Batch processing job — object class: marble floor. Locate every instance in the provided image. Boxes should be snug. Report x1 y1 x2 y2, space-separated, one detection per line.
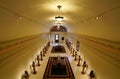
30 43 90 79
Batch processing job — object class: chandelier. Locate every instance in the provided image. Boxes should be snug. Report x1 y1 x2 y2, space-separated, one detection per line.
55 5 64 21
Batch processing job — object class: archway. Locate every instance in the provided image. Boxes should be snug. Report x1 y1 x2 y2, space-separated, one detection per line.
50 25 67 32
50 25 67 43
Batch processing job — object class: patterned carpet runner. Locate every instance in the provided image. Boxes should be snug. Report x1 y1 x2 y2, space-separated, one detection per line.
51 45 66 53
43 57 75 79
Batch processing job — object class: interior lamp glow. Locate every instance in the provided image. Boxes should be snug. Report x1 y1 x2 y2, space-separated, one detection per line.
57 22 61 28
55 16 64 21
55 5 64 21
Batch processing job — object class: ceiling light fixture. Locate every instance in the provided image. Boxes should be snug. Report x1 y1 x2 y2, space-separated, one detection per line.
55 5 64 21
19 16 23 20
96 16 99 20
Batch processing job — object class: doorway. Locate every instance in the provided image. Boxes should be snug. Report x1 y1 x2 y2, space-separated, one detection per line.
55 34 59 43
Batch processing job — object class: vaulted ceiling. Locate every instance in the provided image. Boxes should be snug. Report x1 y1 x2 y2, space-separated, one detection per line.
0 0 120 42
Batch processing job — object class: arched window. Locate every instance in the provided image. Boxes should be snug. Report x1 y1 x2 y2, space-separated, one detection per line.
50 26 67 32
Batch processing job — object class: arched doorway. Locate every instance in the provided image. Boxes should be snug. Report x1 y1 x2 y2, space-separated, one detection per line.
50 25 67 43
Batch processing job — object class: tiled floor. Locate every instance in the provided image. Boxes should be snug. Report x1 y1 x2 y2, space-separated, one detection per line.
30 43 90 79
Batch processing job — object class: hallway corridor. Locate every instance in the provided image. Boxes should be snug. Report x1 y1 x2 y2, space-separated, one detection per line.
29 43 89 79
0 0 120 79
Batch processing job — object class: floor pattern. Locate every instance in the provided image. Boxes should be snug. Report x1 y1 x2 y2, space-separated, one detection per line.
29 43 90 79
43 57 75 79
51 45 66 53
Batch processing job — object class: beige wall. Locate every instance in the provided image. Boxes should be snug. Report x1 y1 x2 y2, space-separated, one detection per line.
67 33 120 79
73 8 120 42
0 32 120 79
0 34 49 79
0 7 49 42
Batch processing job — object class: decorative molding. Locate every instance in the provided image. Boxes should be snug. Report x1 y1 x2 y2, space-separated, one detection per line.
0 33 50 55
68 33 120 55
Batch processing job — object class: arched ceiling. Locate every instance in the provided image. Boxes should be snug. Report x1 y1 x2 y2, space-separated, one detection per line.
0 0 120 42
0 0 119 27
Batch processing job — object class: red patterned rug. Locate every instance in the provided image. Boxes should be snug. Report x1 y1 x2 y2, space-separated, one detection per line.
51 45 66 53
43 57 75 79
